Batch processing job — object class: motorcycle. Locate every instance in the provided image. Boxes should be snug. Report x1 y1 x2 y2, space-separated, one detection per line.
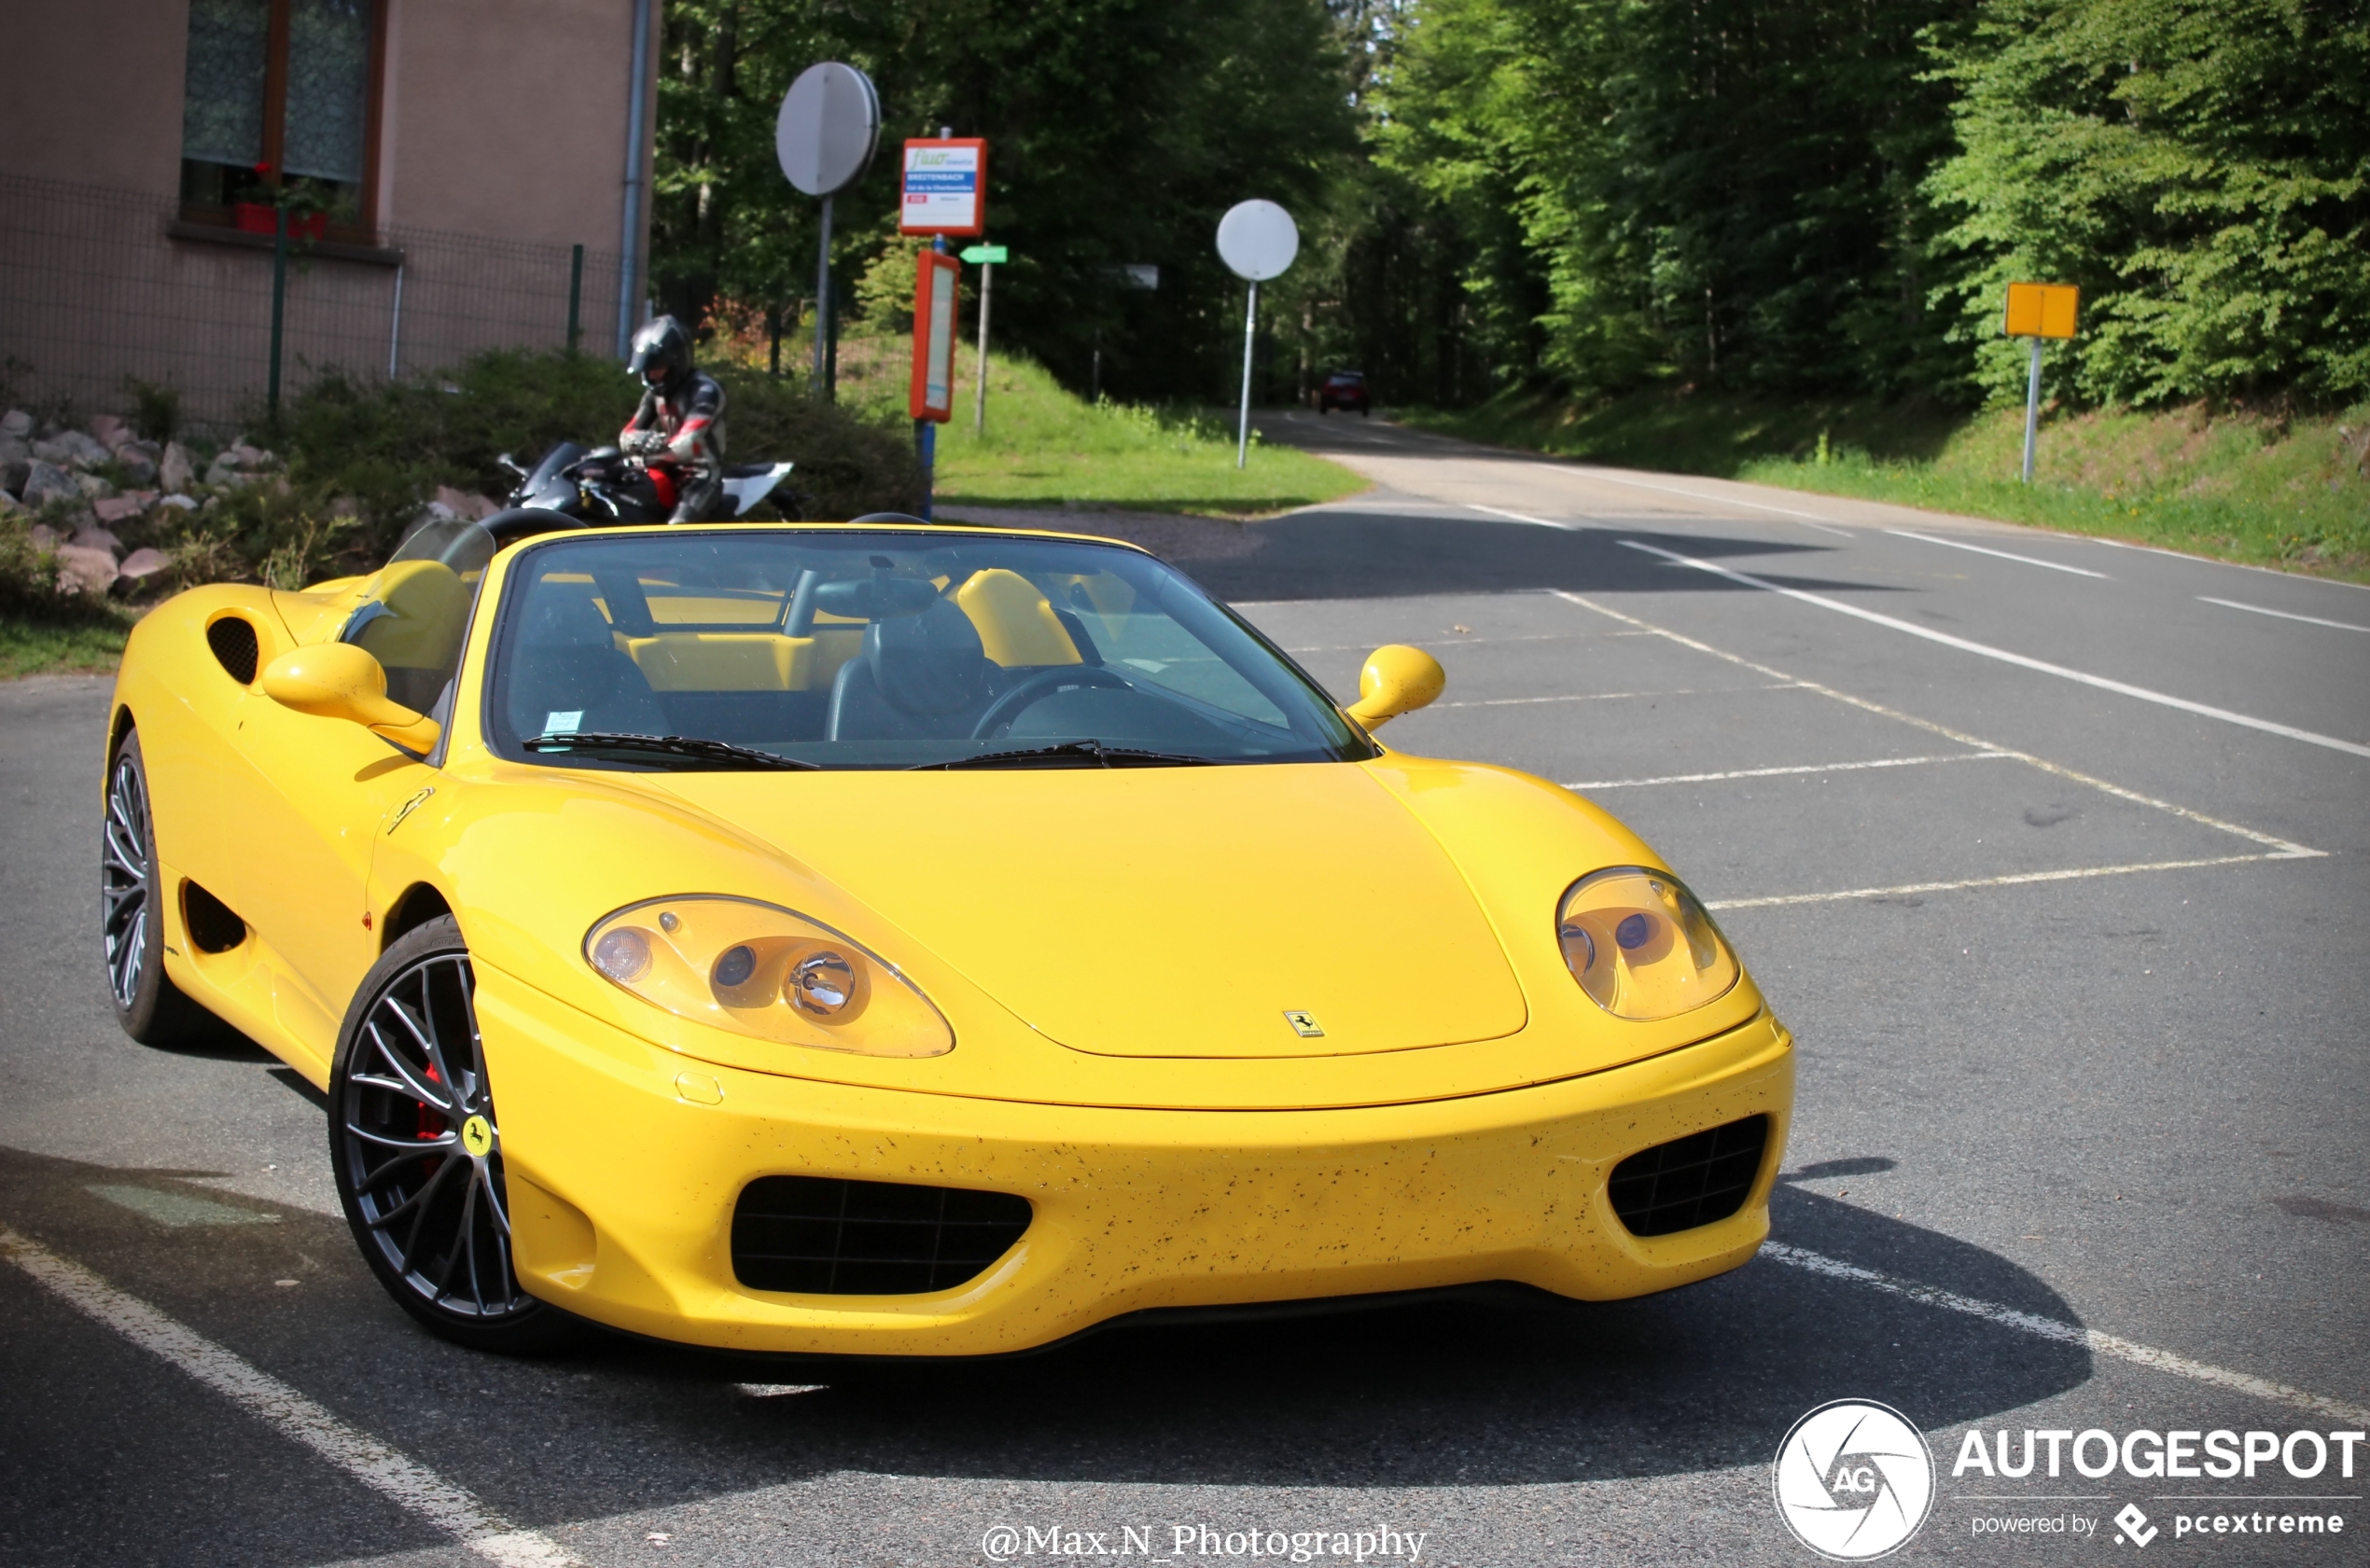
493 441 801 527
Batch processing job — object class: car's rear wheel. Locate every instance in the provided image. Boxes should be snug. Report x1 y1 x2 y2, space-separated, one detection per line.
103 731 214 1046
329 916 578 1353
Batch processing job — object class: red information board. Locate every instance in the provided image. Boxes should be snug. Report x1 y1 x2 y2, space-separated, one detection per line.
910 249 960 421
899 138 987 237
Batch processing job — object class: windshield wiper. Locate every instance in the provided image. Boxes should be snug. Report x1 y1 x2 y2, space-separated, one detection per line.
912 739 1215 770
524 732 820 770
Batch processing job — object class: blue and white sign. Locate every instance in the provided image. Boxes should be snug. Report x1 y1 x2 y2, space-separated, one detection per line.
900 139 986 236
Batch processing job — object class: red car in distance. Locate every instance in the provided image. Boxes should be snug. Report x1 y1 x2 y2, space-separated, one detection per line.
1317 370 1370 415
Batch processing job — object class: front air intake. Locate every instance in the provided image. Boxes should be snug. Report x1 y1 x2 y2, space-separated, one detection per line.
731 1176 1032 1295
205 617 259 685
1607 1115 1770 1237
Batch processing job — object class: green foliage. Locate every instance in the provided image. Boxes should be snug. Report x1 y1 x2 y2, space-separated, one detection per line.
1926 0 2370 408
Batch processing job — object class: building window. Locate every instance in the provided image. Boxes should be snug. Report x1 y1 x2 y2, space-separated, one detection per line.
180 0 382 242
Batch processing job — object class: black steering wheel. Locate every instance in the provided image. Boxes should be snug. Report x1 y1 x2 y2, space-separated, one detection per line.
970 666 1134 739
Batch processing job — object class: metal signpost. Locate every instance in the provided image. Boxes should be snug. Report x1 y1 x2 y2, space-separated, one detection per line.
775 62 881 403
2004 282 2081 482
959 243 1008 433
1216 201 1299 469
909 250 962 520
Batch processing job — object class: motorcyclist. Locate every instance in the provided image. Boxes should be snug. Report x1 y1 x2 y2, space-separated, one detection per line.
620 314 727 523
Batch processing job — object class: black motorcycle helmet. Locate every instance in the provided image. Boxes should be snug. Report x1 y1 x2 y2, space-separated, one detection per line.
628 314 693 392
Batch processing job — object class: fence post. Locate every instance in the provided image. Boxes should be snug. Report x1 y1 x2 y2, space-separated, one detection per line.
566 243 584 354
268 206 287 421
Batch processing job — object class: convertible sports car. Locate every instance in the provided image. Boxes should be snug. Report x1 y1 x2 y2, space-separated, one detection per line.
103 515 1792 1355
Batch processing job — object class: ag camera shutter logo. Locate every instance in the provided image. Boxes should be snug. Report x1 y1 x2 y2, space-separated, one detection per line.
1773 1400 1936 1560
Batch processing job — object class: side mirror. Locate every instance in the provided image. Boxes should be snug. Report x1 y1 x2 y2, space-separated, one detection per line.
261 643 441 754
1344 644 1445 731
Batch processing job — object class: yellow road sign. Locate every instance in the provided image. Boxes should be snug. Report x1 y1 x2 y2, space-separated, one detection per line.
2004 282 2080 340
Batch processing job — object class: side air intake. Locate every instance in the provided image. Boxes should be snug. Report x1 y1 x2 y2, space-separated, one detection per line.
205 617 259 685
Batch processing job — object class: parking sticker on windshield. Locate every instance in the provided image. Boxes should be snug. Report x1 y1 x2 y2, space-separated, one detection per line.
544 711 584 735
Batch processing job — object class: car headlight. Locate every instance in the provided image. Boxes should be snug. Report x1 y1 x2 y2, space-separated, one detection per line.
584 895 954 1057
1555 867 1738 1021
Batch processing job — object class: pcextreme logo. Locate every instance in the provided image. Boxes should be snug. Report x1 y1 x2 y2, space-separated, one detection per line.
1774 1400 1937 1561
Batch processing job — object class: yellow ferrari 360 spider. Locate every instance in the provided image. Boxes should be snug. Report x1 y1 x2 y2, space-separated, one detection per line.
103 515 1792 1354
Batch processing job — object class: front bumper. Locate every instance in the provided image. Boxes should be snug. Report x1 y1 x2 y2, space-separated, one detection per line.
479 964 1793 1356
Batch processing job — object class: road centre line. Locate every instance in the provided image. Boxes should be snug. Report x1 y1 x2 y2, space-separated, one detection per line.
1764 1242 2370 1429
0 1228 581 1568
2199 596 2370 633
1538 467 1856 535
1568 752 2012 790
1618 539 2370 761
1437 683 1801 711
1546 589 2322 859
1705 854 2290 911
1887 529 2109 578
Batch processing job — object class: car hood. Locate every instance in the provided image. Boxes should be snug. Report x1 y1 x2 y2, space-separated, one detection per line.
654 763 1528 1059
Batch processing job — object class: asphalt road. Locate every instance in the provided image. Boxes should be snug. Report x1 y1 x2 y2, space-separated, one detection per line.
3 417 2365 1567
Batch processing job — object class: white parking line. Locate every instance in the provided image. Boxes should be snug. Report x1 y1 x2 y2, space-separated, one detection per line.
0 1228 581 1568
1547 589 2321 860
1618 540 2370 760
1764 1243 2370 1429
1887 529 2109 578
2199 596 2370 633
1437 683 1800 711
1567 752 2010 791
1705 854 2291 911
1541 468 1856 535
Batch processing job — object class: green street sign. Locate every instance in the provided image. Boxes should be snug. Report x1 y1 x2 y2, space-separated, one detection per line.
959 244 1009 265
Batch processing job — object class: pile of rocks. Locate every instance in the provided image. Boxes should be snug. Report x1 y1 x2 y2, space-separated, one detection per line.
0 407 275 597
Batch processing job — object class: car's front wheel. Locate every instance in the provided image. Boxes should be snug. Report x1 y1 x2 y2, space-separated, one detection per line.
329 916 578 1353
102 730 215 1045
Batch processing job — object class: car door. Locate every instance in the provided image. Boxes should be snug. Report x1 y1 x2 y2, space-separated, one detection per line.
224 558 479 1058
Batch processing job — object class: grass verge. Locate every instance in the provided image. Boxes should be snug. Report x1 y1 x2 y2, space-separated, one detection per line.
0 614 130 679
826 338 1363 515
1398 389 2370 581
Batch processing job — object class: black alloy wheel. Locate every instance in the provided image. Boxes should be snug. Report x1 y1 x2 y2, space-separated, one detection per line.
102 732 212 1044
329 916 575 1353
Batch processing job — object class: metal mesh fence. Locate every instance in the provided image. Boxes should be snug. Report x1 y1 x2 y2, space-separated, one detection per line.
0 172 628 432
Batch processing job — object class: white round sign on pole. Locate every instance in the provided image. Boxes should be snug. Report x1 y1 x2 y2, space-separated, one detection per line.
775 62 881 198
1217 200 1299 282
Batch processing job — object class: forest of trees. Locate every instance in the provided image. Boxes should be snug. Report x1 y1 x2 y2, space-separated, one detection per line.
650 0 2368 412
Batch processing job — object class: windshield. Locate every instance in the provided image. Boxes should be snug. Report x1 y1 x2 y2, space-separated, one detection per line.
482 530 1371 770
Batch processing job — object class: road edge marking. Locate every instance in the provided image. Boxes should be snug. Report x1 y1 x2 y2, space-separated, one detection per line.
1764 1242 2370 1429
1617 538 2370 760
1547 589 2323 859
0 1228 582 1568
1532 466 1856 534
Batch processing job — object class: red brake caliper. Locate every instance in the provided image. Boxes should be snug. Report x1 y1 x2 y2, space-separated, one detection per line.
416 1062 444 1143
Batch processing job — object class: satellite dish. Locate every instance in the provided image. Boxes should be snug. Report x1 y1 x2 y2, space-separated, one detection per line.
775 62 881 198
1217 200 1299 282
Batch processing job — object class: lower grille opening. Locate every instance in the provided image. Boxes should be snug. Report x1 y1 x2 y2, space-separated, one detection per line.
1608 1114 1770 1237
732 1176 1032 1296
181 880 247 953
